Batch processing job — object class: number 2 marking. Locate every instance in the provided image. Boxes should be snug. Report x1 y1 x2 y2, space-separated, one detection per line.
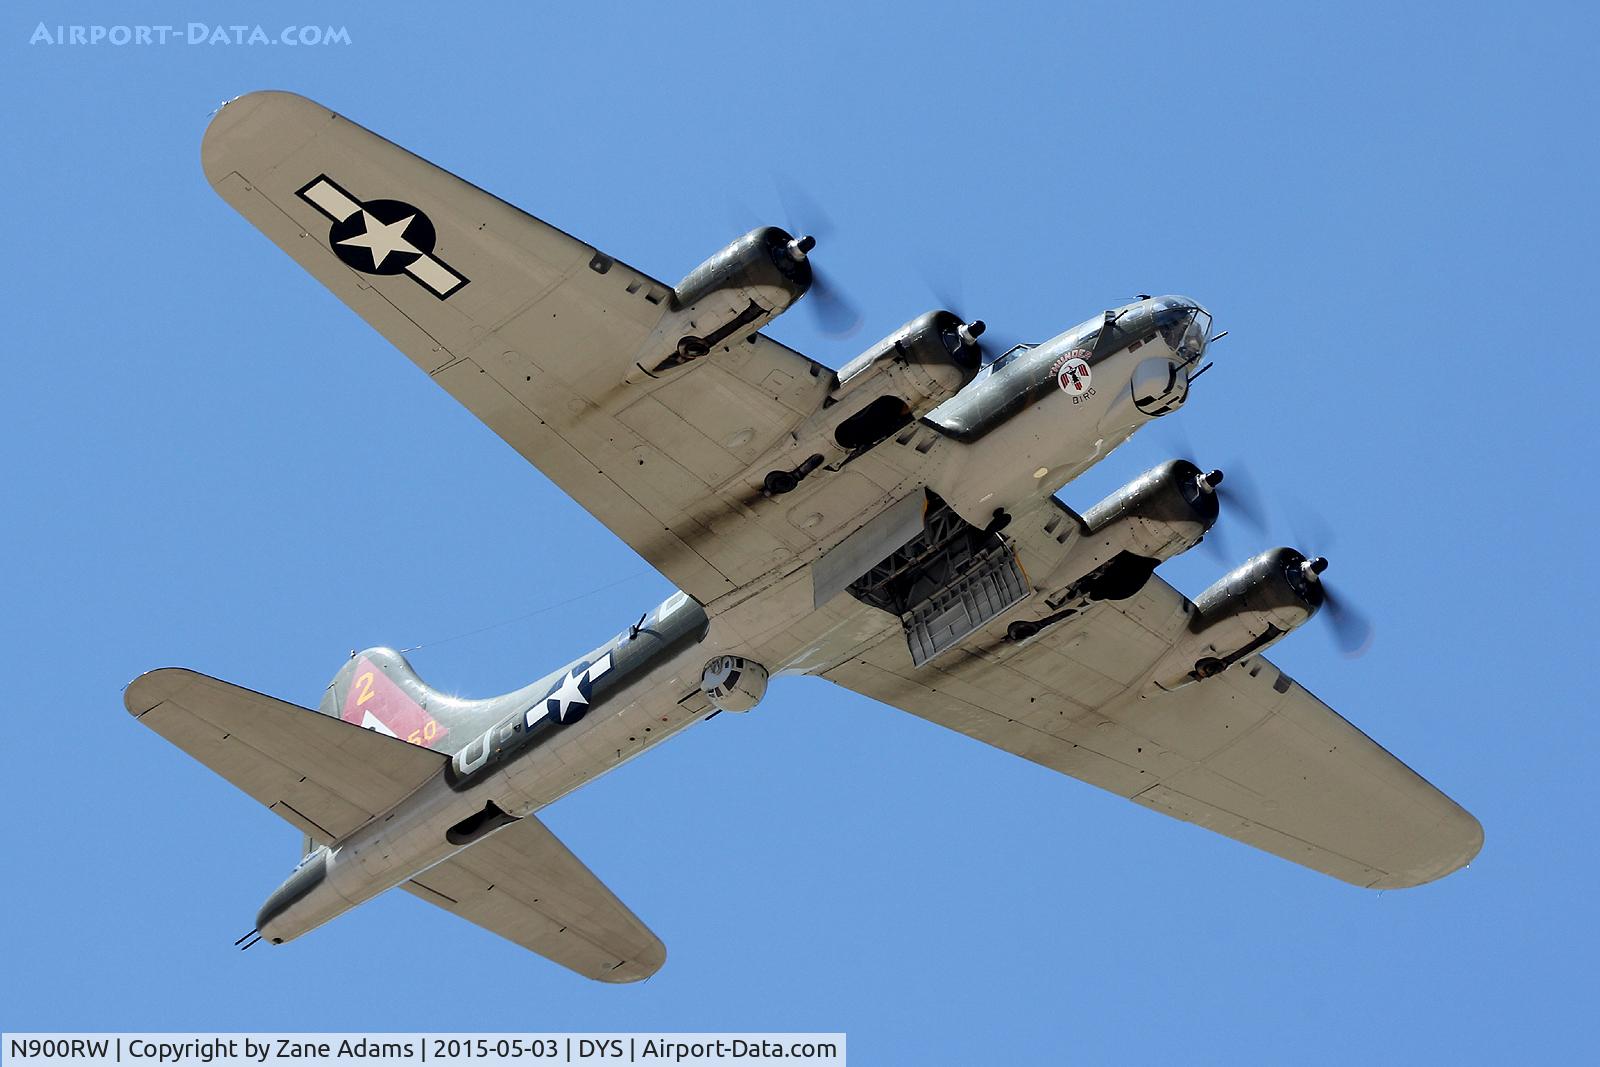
353 671 376 706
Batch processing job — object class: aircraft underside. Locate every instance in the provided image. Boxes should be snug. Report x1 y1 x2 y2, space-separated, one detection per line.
125 90 1481 981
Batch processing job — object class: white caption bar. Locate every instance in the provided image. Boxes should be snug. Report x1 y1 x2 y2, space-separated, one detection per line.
3 1035 845 1067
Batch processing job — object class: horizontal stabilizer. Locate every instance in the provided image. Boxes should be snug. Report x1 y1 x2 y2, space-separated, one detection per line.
128 668 665 980
125 667 446 842
406 819 666 982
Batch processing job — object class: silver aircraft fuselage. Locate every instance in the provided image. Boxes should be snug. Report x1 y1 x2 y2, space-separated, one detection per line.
256 297 1212 946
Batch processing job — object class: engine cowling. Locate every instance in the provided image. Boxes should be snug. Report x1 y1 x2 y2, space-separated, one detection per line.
736 311 984 497
1032 460 1221 604
1080 459 1221 563
630 227 812 378
834 310 983 418
674 226 812 314
1149 548 1325 690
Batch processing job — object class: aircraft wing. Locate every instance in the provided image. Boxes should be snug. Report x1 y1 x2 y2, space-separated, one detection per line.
126 667 445 841
201 91 832 604
821 508 1483 890
404 820 666 982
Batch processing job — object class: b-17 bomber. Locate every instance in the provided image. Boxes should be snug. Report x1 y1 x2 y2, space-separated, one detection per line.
126 91 1481 981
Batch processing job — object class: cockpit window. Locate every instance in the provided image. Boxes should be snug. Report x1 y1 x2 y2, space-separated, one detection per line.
1154 302 1210 363
974 342 1039 381
989 347 1023 373
1157 314 1186 351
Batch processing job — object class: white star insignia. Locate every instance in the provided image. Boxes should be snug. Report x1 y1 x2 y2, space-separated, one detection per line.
337 211 419 270
546 670 591 722
541 653 614 724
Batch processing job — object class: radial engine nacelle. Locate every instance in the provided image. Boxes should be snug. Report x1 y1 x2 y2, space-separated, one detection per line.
833 310 984 419
746 310 986 497
1148 548 1327 691
629 226 814 379
1034 460 1222 604
1079 459 1221 564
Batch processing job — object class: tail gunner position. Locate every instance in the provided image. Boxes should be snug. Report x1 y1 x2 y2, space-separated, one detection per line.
128 92 1480 981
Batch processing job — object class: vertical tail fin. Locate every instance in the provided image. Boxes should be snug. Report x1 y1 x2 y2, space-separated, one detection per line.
320 647 475 754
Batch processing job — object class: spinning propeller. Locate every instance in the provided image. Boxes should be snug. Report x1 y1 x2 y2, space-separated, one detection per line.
1286 508 1376 658
773 182 864 338
744 182 1025 354
1194 465 1269 561
1313 564 1375 658
1168 424 1376 657
917 267 1028 365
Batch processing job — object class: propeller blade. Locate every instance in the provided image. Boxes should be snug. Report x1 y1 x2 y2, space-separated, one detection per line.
774 178 837 242
911 263 1029 363
977 325 1028 365
926 280 966 322
1151 419 1197 466
1198 520 1233 563
912 242 965 312
768 181 863 338
1321 583 1375 658
1214 464 1269 534
1287 499 1339 557
807 265 863 338
723 193 764 238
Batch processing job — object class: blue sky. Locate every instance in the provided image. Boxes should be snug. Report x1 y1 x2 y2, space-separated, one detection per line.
4 1 1596 1061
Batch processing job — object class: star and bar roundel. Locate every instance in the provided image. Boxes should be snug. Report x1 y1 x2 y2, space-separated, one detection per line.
296 174 469 300
530 652 614 728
